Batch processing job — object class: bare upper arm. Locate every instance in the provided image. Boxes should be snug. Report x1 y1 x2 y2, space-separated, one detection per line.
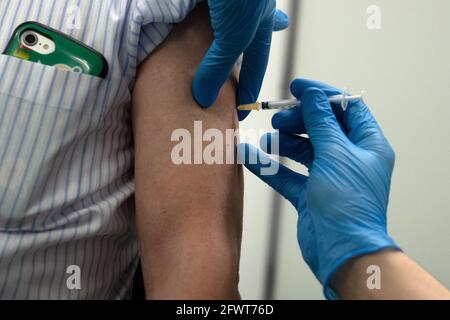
132 4 243 299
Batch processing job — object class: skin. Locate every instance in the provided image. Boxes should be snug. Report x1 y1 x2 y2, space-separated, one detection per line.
132 4 243 300
331 250 450 300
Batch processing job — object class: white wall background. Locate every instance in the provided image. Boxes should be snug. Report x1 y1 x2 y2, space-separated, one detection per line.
239 0 450 299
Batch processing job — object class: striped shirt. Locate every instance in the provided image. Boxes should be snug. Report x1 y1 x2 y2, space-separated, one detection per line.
0 0 201 299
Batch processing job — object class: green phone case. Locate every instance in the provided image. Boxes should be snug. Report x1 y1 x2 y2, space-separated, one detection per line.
3 21 108 78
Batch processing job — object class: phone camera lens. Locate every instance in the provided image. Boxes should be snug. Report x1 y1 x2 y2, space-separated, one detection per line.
22 31 38 47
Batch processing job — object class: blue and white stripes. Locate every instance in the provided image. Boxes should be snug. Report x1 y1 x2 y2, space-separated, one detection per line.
0 0 201 299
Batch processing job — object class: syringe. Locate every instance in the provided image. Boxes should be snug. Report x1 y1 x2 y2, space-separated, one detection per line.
238 92 364 112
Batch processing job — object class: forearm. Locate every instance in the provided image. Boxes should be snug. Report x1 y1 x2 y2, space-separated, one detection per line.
132 4 243 299
331 250 450 300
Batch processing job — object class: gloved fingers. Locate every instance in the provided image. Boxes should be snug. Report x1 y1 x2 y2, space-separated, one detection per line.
237 143 307 207
238 110 252 122
344 101 379 144
291 78 346 123
237 110 251 121
300 87 348 151
272 106 307 134
344 102 394 160
194 0 272 109
260 132 314 169
273 9 289 31
290 78 342 98
193 39 242 108
193 34 246 109
272 79 349 134
237 18 274 120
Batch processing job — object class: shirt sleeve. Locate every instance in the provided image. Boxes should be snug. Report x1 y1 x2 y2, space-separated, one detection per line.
132 0 204 65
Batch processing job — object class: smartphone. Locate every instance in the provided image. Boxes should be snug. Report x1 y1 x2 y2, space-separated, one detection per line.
3 21 108 78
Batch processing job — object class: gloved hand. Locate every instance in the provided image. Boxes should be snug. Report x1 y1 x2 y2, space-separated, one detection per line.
238 79 401 299
192 0 289 121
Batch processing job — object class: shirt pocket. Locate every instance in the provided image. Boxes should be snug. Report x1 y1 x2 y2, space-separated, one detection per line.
0 54 111 118
0 54 125 231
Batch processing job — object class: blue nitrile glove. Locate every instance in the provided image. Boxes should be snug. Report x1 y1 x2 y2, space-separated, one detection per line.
238 79 401 299
192 0 289 121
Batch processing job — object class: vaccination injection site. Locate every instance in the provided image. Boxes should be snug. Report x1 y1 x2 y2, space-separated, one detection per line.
0 0 448 314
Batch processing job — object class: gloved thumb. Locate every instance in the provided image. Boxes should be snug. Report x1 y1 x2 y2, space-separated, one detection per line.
300 88 347 150
273 9 289 31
